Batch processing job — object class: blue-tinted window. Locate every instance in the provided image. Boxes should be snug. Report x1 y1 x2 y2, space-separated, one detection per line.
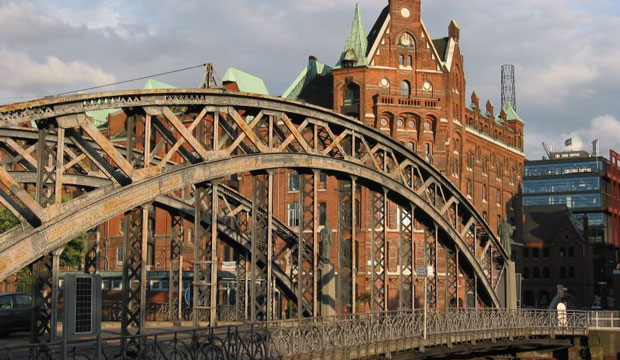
523 193 601 209
523 177 599 194
525 161 601 177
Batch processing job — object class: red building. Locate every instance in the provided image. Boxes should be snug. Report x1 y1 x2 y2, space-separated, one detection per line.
95 0 525 311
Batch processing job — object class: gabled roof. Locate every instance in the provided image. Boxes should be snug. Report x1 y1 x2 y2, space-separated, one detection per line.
282 57 331 100
336 4 368 68
366 6 389 57
143 79 175 90
222 68 269 95
503 101 524 124
523 205 587 246
432 37 449 62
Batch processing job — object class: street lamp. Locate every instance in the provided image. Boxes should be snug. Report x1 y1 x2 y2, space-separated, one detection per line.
417 265 434 339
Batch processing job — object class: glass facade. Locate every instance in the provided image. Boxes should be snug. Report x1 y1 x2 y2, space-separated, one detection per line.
574 213 605 243
524 161 601 177
523 177 599 194
523 193 601 209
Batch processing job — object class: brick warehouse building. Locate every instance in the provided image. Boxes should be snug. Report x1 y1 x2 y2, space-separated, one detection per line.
88 0 525 312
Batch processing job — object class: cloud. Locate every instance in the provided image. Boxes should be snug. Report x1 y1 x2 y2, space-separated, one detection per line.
0 50 116 96
1 0 619 162
560 115 620 156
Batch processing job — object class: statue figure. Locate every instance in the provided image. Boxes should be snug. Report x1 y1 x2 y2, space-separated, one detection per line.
319 220 333 264
498 217 515 258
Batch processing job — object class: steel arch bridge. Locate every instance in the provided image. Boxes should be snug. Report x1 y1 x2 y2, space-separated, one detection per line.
0 89 515 344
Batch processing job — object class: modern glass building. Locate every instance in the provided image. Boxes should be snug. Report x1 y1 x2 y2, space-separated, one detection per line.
523 150 619 308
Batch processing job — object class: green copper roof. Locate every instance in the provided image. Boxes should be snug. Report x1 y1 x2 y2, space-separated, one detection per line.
86 79 176 128
88 109 120 128
143 79 175 89
222 68 269 95
502 101 524 123
282 58 332 99
336 4 368 68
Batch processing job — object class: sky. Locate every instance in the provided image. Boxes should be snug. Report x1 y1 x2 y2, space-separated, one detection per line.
1 0 620 160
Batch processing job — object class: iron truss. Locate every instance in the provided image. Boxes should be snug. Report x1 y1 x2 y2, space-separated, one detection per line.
0 89 511 312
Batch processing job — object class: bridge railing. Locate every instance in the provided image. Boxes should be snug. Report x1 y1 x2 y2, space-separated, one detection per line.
267 308 589 357
587 311 620 329
0 308 591 360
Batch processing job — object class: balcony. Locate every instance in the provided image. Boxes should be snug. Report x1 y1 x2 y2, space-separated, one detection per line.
376 95 440 109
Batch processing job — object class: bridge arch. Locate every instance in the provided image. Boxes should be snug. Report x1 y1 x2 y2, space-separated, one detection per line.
0 89 514 342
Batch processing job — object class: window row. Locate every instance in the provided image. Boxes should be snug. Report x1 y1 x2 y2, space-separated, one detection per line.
288 202 328 228
523 177 600 194
522 266 576 279
288 172 328 192
524 161 601 177
523 193 601 209
522 246 576 258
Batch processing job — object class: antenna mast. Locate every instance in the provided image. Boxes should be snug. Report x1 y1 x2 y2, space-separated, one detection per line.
501 65 516 110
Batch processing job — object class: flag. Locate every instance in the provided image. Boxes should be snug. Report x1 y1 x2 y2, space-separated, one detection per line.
565 138 572 146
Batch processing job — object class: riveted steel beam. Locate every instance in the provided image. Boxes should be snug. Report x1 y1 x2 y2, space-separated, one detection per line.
0 153 503 308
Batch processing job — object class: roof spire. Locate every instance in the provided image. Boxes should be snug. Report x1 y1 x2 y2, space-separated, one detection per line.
338 4 368 68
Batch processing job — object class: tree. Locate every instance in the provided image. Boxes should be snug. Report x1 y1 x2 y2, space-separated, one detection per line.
60 233 86 269
1 206 86 270
0 208 19 233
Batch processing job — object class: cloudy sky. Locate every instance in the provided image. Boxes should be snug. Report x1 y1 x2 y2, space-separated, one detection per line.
1 0 619 160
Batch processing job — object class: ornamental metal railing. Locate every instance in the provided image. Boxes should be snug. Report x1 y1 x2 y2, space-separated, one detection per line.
0 308 595 360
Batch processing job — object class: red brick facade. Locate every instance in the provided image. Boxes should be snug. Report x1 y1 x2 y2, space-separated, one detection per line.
94 0 524 311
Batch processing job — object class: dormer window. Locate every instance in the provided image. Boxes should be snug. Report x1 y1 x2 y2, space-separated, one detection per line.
399 33 415 48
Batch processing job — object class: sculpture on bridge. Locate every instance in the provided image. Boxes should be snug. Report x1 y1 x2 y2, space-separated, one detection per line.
319 220 333 264
498 217 515 258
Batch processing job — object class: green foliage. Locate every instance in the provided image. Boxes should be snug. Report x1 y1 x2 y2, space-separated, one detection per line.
60 233 86 268
358 292 371 304
0 208 19 233
16 267 32 283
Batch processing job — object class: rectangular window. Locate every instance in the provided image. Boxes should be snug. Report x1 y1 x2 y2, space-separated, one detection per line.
111 280 122 290
319 172 327 190
496 190 501 205
116 247 124 265
288 202 300 228
466 180 472 197
288 172 300 192
319 202 327 226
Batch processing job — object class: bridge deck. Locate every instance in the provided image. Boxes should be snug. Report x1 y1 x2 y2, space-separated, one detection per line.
1 309 615 360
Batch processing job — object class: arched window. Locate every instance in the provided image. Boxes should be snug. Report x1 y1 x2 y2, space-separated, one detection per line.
523 248 529 258
343 82 360 106
407 55 413 67
559 247 566 258
560 267 566 279
467 153 474 170
399 55 404 66
400 80 411 96
569 267 575 279
568 247 575 257
543 267 550 279
533 248 539 258
533 268 540 279
523 268 530 279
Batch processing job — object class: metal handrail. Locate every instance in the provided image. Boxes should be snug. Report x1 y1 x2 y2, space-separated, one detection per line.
0 308 597 360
